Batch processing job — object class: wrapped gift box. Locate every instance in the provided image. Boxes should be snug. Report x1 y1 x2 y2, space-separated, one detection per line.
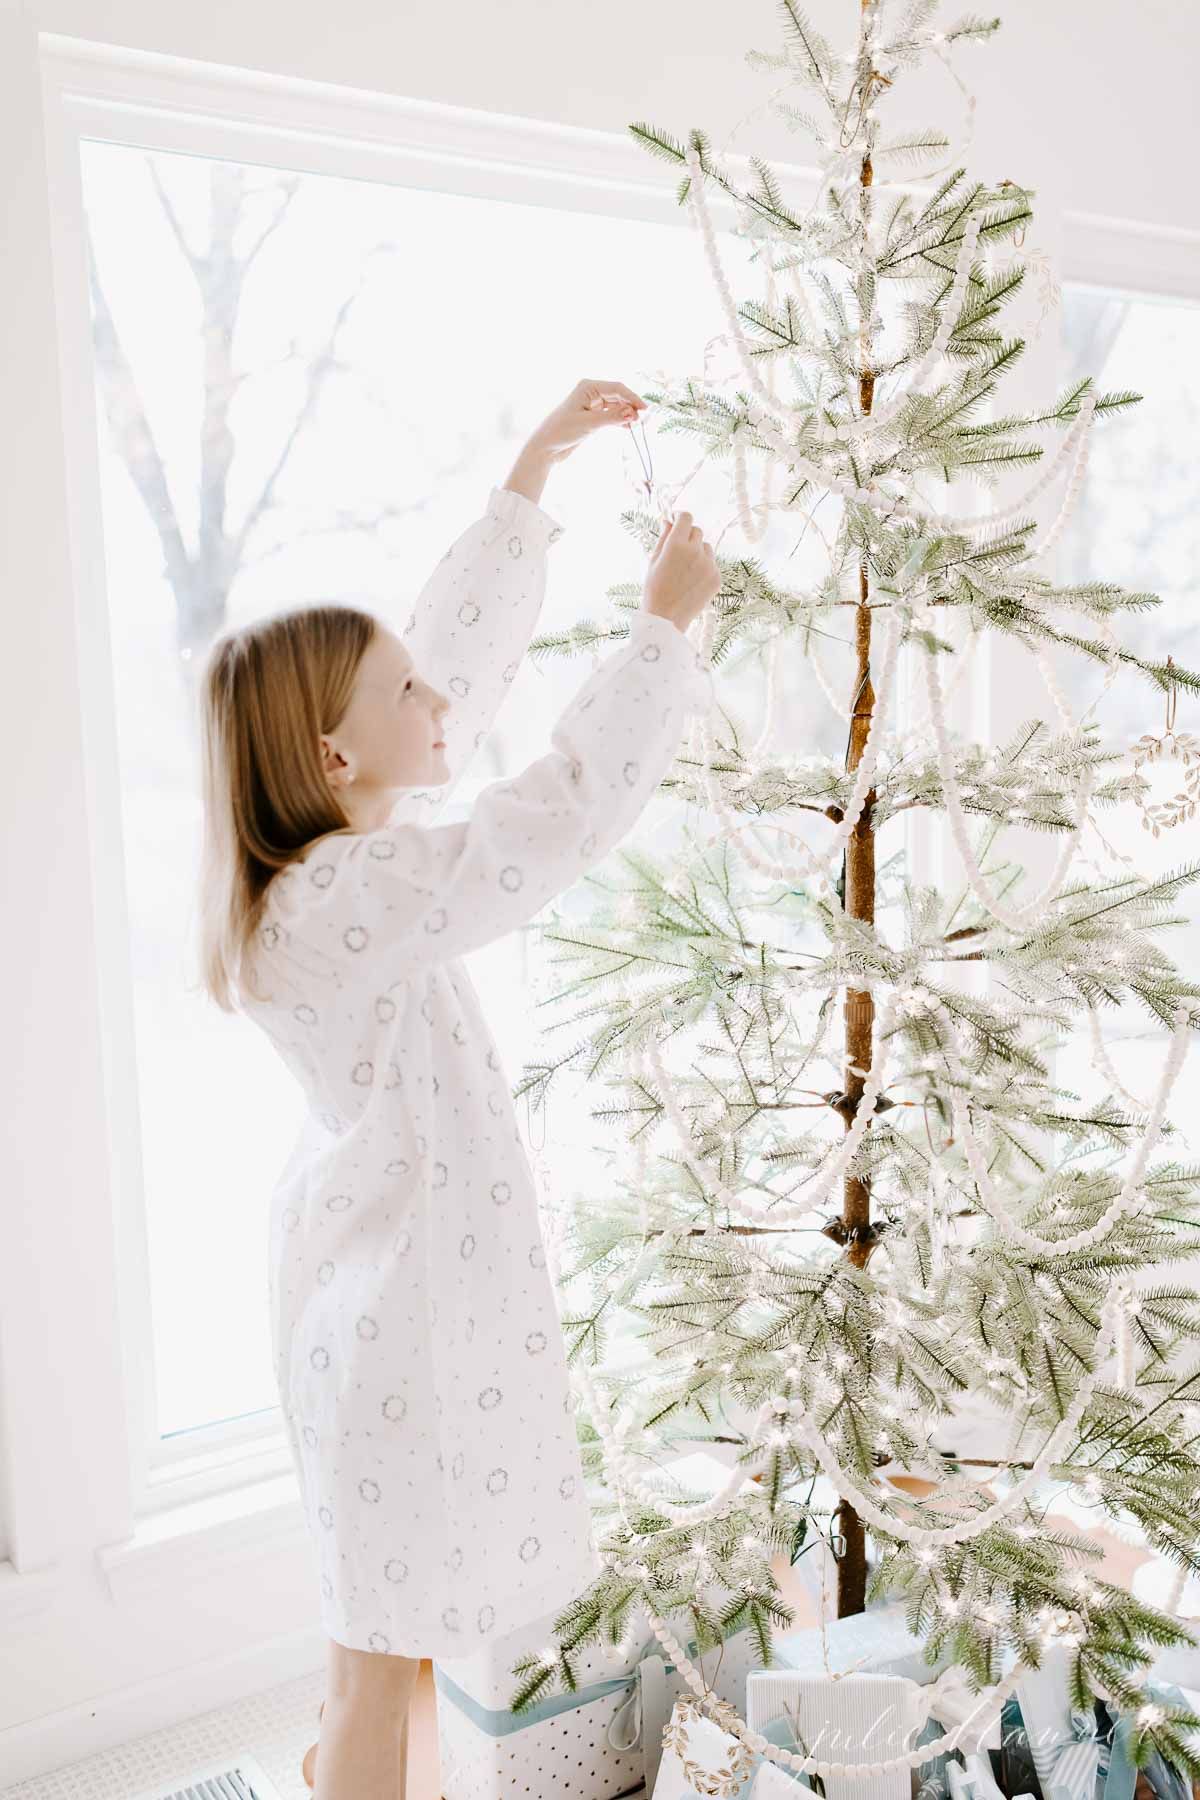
1013 1643 1200 1799
771 1602 956 1687
434 1450 762 1798
748 1667 924 1798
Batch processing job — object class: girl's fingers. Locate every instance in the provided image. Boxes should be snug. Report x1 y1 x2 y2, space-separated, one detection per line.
579 379 647 411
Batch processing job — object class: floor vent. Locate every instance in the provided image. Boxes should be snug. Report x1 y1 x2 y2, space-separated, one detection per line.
128 1752 285 1800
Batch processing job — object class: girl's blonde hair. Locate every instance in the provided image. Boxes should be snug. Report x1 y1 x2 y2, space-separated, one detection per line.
197 602 379 1012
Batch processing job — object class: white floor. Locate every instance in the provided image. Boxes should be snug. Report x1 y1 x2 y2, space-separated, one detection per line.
0 1666 324 1800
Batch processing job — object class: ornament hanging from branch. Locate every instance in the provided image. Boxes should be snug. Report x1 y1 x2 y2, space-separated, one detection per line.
1130 657 1200 836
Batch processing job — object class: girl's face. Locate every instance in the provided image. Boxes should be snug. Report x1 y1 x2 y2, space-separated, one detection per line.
319 627 450 806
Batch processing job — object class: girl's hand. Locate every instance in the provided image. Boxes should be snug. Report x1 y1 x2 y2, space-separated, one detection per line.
522 378 648 464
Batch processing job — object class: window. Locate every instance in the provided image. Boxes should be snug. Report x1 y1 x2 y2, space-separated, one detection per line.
1050 283 1200 1160
81 138 767 1445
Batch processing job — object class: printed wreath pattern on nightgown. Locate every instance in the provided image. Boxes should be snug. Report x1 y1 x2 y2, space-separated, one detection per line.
367 838 395 860
311 864 335 889
457 599 481 625
486 1468 508 1495
499 865 523 892
448 675 471 698
519 1536 541 1562
359 1479 381 1504
310 1347 330 1371
385 1557 408 1583
381 1394 407 1422
460 1233 476 1259
351 1061 373 1086
356 1316 379 1340
491 1180 511 1205
343 926 368 952
525 1331 547 1354
507 534 523 558
478 1387 502 1410
326 1194 353 1213
559 1475 576 1499
294 1003 318 1026
317 1260 335 1285
374 995 396 1022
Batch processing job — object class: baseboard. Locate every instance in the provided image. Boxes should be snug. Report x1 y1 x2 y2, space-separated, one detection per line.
0 1622 326 1786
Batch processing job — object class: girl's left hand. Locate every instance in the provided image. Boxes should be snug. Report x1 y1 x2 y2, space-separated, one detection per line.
523 378 648 463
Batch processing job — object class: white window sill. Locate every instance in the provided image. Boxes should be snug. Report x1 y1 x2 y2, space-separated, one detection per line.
97 1466 309 1604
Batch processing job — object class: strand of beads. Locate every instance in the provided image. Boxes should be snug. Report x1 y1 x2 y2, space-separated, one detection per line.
684 145 820 429
691 607 903 903
740 348 1096 545
810 625 855 722
639 987 900 1232
922 631 1093 931
630 1617 1031 1785
839 212 982 444
933 993 1192 1257
1087 1006 1154 1115
925 392 1096 535
790 1286 1131 1546
1022 394 1096 559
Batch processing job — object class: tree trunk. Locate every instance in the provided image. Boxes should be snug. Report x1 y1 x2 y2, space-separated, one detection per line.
835 75 877 1618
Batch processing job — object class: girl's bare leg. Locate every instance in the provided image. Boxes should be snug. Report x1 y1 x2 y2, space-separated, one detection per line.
312 1636 421 1800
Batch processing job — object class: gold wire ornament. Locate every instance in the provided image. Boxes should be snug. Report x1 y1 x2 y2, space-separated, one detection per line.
1129 657 1200 837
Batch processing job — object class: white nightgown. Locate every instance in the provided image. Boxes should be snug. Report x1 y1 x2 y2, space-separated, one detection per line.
243 483 714 1659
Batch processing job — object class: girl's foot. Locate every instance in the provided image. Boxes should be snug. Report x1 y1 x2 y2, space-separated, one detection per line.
301 1700 325 1790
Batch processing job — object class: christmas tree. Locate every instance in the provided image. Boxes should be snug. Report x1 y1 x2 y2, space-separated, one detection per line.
510 0 1200 1780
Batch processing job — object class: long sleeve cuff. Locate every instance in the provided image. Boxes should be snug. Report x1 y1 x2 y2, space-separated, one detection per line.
487 483 565 552
626 609 715 714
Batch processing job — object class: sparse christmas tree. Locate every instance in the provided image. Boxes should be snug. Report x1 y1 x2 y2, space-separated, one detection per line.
509 0 1200 1782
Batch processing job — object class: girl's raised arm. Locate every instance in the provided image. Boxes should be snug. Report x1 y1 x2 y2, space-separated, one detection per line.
388 485 565 827
267 611 712 972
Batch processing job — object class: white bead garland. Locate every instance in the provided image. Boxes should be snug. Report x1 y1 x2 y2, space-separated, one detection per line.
939 997 1193 1257
922 634 1093 931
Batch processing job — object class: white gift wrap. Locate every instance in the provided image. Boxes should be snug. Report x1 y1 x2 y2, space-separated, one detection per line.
946 1753 1011 1799
747 1670 926 1800
747 1760 818 1797
773 1602 954 1686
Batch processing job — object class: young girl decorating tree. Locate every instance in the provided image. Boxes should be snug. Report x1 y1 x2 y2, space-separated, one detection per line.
196 378 719 1798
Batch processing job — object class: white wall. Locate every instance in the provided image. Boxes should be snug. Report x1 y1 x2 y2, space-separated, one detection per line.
23 0 1197 229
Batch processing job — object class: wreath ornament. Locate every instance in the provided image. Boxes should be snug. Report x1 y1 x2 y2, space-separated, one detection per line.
1130 657 1200 837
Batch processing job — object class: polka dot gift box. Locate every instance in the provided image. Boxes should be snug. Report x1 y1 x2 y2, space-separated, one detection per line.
433 1449 760 1800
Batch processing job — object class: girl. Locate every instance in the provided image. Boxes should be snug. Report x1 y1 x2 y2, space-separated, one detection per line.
197 377 719 1798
